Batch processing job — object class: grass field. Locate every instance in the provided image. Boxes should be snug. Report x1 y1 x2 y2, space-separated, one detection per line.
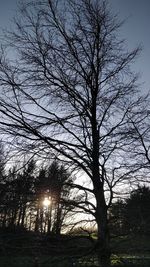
0 231 150 266
0 254 150 267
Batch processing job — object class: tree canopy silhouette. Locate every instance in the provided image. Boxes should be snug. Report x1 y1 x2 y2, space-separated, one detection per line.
0 1 148 266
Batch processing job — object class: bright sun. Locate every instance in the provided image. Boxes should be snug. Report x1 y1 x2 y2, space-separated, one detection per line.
43 197 51 207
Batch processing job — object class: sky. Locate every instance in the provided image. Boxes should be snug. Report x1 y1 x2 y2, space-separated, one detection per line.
0 0 150 93
109 0 150 93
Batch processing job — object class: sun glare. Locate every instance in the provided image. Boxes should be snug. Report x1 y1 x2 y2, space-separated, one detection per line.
43 197 51 207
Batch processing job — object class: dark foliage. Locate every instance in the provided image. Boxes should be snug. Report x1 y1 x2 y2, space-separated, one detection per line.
0 160 74 235
110 185 150 236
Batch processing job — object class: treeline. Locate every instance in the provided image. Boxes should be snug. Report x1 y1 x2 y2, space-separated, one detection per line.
0 143 149 237
110 185 150 236
0 159 76 235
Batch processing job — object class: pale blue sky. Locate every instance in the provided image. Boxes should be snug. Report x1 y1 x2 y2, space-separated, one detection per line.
0 0 150 92
109 0 150 93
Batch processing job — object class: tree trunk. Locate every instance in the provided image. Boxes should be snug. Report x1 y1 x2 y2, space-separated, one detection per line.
35 207 39 232
91 111 111 266
95 186 111 267
21 204 26 227
47 204 52 233
97 212 111 266
17 207 22 226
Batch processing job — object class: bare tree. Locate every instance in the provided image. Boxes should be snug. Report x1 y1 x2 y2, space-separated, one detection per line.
119 99 150 186
132 114 150 169
0 0 147 266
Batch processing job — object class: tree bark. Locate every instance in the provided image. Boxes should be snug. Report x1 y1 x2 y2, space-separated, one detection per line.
92 120 111 266
95 186 111 267
92 157 111 266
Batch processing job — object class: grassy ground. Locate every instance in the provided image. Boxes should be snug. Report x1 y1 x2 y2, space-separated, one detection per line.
110 233 150 266
0 255 150 267
0 231 150 266
111 234 150 254
111 254 150 266
0 256 150 266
